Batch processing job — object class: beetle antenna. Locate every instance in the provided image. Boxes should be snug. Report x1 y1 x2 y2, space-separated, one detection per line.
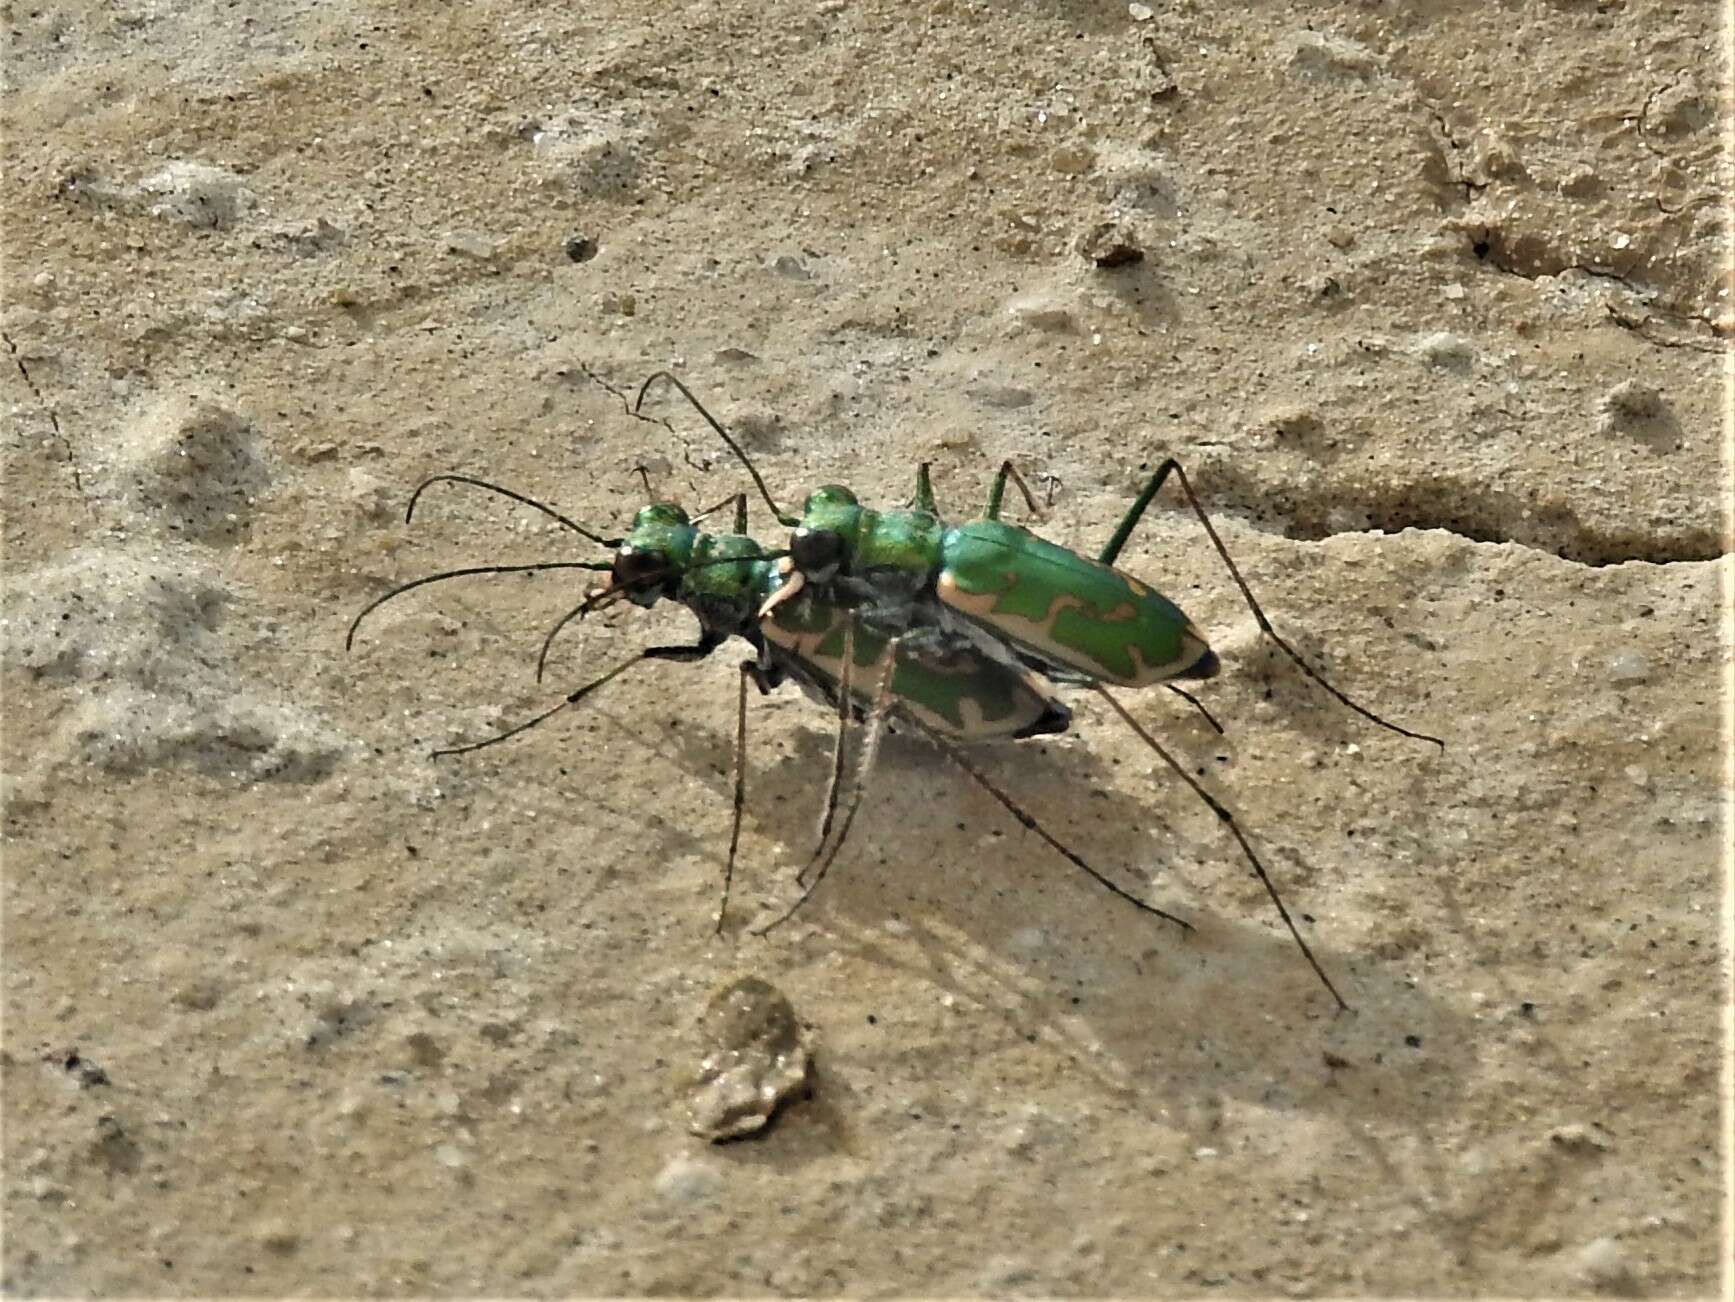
406 474 620 548
347 561 609 650
536 599 590 684
689 491 747 528
635 371 798 527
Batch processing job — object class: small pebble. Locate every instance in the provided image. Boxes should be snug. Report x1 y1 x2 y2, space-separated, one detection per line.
1128 2 1153 18
1414 330 1474 371
1606 650 1651 684
1548 1122 1614 1152
444 232 497 261
966 382 1035 410
1006 293 1075 333
1077 220 1145 268
1598 379 1669 431
1574 1235 1632 1289
1282 30 1382 81
654 1154 721 1202
1051 144 1096 176
432 1143 468 1168
136 161 256 227
686 976 811 1142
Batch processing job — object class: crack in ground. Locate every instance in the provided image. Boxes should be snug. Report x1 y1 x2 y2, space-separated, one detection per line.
3 332 84 498
1284 503 1726 568
1604 303 1725 354
1635 78 1683 166
1191 466 1726 568
1417 87 1721 350
1468 231 1724 350
1423 105 1486 206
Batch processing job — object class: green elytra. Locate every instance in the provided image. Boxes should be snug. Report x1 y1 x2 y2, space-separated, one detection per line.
633 370 1442 747
631 370 1451 1011
347 476 1191 939
604 499 1071 743
794 480 1214 687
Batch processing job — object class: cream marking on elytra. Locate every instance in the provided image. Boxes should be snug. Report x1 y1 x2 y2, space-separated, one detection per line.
936 573 1210 687
758 618 1061 740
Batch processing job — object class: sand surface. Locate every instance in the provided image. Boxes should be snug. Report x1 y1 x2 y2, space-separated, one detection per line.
3 0 1729 1295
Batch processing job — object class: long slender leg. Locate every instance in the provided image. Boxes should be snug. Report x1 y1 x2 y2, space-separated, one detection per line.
1094 686 1349 1011
983 459 1045 522
1100 457 1443 749
797 620 856 887
689 491 747 527
911 720 1194 932
1165 683 1225 735
432 635 722 758
759 630 899 934
715 660 755 935
914 463 939 514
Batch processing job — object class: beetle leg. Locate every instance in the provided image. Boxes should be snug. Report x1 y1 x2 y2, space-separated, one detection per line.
1103 457 1444 749
429 635 720 759
907 717 1193 933
715 659 756 935
983 458 1046 522
914 462 939 514
1093 686 1351 1011
797 620 855 887
1164 683 1226 735
758 627 899 934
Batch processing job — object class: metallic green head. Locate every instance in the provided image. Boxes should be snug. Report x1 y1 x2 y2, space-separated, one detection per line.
609 502 697 607
791 485 865 580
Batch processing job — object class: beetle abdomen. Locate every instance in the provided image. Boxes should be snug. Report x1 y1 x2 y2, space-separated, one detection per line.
761 591 1069 741
937 520 1215 687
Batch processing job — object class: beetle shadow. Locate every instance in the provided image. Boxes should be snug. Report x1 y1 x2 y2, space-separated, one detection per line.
560 674 1484 1245
586 677 1470 1140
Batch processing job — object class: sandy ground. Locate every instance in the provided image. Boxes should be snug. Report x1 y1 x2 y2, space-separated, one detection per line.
3 0 1730 1295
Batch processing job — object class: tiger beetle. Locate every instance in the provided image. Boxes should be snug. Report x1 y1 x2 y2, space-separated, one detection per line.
346 476 1192 945
632 371 1450 1011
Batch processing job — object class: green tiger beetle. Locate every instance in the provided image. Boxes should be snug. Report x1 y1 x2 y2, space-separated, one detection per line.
346 476 1193 947
630 371 1450 1010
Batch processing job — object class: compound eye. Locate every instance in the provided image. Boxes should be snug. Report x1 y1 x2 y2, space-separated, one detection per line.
611 549 667 590
791 528 845 574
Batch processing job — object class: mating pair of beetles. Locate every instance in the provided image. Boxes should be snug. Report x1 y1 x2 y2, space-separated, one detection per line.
348 371 1443 1011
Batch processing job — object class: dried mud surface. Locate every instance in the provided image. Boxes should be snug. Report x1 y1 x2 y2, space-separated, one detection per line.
3 1 1729 1296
